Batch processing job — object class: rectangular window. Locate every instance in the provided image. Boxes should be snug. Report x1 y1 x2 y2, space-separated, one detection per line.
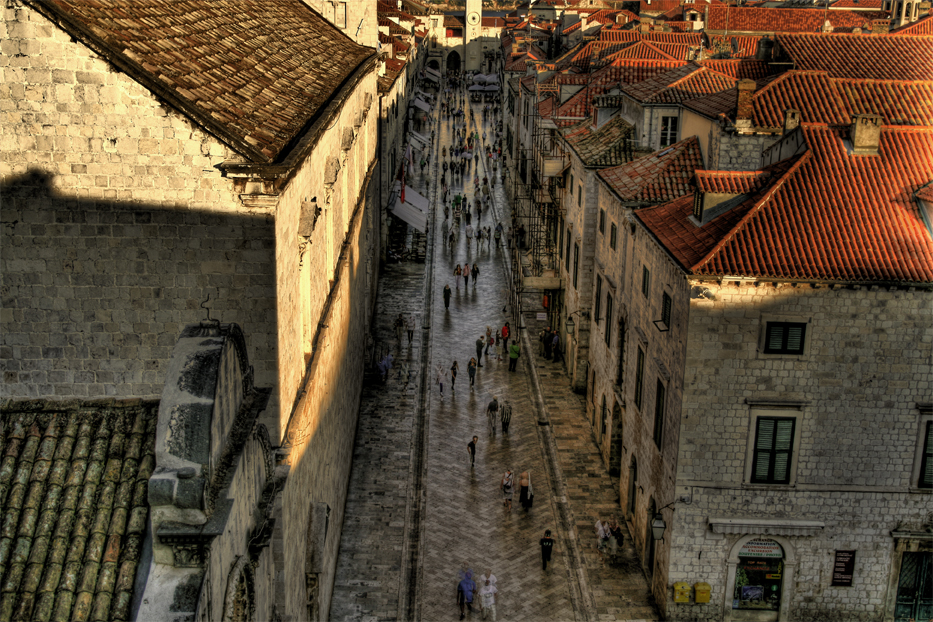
641 266 650 297
565 232 571 272
610 223 617 249
335 2 347 28
558 222 564 260
660 116 679 147
570 174 574 194
751 417 796 484
920 421 933 489
599 209 606 234
634 347 645 409
661 292 672 327
573 243 579 289
764 321 806 355
594 276 602 323
654 380 666 449
605 294 613 346
578 184 582 207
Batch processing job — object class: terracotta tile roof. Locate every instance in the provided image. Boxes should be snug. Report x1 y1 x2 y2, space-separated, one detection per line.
622 63 736 104
639 0 683 13
563 115 635 166
604 40 680 61
663 21 695 31
830 0 884 8
588 9 622 23
0 401 158 622
385 57 407 72
563 21 582 33
708 34 764 57
445 15 465 27
749 70 933 127
695 169 773 193
706 6 874 32
387 21 411 36
682 87 737 118
377 1 419 21
890 14 933 34
599 29 702 44
32 0 375 164
598 135 704 204
699 58 773 79
483 16 507 27
776 33 933 81
637 125 933 283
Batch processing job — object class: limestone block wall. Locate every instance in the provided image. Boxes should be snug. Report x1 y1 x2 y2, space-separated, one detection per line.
0 5 277 407
666 282 933 620
707 127 778 171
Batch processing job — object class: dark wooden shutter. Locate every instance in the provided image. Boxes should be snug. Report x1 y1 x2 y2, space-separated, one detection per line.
920 421 933 489
752 417 795 484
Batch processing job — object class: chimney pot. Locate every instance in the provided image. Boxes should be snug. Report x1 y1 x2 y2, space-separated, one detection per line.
782 108 800 134
850 114 882 156
735 79 756 128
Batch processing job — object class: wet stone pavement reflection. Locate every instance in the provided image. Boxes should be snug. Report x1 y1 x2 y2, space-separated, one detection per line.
330 86 660 622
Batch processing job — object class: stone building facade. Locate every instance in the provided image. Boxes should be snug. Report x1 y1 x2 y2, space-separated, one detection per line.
1 0 389 619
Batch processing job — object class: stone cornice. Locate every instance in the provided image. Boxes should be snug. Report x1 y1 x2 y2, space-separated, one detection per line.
709 517 825 536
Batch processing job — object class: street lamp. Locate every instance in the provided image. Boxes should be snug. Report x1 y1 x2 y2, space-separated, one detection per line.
651 501 678 541
565 310 589 335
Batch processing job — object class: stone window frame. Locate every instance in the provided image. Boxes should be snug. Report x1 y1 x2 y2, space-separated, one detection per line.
641 265 650 298
599 209 606 234
757 314 812 360
909 405 933 491
594 274 602 324
634 346 646 410
743 403 806 488
660 115 679 148
609 222 617 249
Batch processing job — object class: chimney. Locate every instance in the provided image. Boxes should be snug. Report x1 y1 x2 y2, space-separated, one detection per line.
871 18 891 33
782 108 800 134
581 15 588 31
735 79 756 130
850 114 882 156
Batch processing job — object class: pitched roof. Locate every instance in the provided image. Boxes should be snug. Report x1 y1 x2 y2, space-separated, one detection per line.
563 115 635 166
681 87 738 118
483 16 507 27
750 70 933 127
31 0 375 164
598 135 704 204
705 6 874 33
604 40 680 61
637 125 933 283
695 169 773 193
622 63 736 104
699 58 773 80
0 401 158 622
775 33 933 81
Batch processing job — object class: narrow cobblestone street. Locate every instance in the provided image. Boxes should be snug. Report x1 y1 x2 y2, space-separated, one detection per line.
331 83 660 622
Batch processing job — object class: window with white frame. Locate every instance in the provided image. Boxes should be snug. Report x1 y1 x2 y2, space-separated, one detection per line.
660 116 679 147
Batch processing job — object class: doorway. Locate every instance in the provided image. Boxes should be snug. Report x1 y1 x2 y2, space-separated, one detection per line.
446 50 461 72
895 552 933 621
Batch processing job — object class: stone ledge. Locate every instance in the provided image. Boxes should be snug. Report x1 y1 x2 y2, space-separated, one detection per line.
708 516 825 536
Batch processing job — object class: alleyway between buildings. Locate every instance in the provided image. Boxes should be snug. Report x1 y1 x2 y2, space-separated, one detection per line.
330 86 660 622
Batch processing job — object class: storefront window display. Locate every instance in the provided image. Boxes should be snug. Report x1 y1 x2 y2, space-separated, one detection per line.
733 539 784 612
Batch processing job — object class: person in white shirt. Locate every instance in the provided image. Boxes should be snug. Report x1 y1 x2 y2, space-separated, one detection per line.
478 578 498 620
595 519 610 559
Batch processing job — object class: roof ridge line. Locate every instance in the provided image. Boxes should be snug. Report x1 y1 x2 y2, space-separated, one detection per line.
690 151 812 274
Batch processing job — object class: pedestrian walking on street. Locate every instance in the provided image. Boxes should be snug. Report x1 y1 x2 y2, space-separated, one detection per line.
500 400 512 432
457 571 476 619
485 326 493 354
487 399 497 436
472 263 479 285
609 519 624 558
595 519 611 560
450 360 459 393
540 328 549 357
508 341 520 372
479 579 498 621
494 334 502 362
501 469 514 511
443 284 452 309
475 335 485 366
454 264 462 288
468 357 477 388
500 322 510 351
519 470 534 511
468 436 478 467
540 530 554 570
436 364 447 398
478 569 497 588
406 314 415 344
463 264 471 287
552 331 564 364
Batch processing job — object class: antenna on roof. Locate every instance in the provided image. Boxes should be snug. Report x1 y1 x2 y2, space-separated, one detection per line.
356 18 364 39
730 36 738 54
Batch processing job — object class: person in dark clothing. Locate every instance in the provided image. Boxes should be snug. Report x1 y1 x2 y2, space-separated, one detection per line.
475 336 485 367
443 284 452 309
468 436 478 467
540 530 554 570
542 328 552 360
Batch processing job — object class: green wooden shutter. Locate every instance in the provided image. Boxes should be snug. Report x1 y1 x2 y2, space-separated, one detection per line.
753 417 795 484
920 422 933 488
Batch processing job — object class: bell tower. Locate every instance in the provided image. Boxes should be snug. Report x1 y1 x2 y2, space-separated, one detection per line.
464 0 482 72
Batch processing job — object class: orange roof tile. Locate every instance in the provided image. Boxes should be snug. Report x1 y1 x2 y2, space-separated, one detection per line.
776 33 933 81
699 59 773 80
622 63 736 104
603 40 680 61
695 169 773 193
706 6 874 33
598 135 704 204
563 115 635 166
639 0 683 13
637 125 933 283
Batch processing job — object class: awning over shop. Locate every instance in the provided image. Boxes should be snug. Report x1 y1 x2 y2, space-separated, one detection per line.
410 131 430 147
426 67 441 80
392 182 428 232
424 73 439 83
416 89 435 102
468 85 484 91
411 98 432 112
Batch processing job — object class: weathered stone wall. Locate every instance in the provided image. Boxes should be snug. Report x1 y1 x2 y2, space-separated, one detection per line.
707 126 778 171
592 183 693 614
0 5 277 409
666 281 933 620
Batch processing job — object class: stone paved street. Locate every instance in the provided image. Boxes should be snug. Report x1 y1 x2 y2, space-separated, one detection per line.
331 82 660 622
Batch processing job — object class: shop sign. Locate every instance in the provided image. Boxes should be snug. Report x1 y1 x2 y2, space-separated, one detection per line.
831 550 856 587
739 538 784 558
